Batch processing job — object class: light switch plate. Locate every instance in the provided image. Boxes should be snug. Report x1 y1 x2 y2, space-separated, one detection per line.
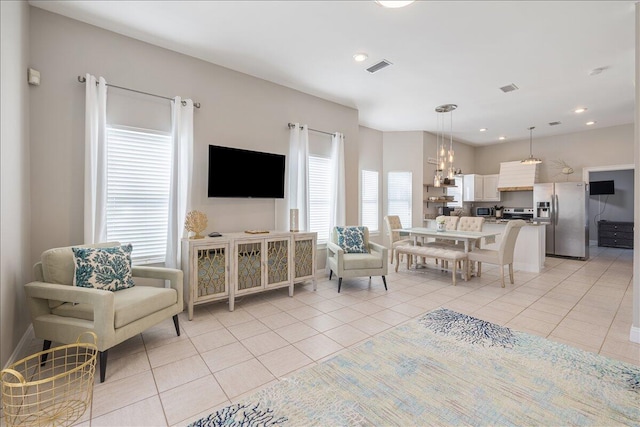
28 68 40 86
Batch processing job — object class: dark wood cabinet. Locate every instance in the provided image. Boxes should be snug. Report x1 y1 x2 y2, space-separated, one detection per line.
598 221 633 249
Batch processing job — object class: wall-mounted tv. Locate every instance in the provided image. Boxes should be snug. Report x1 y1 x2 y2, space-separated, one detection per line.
208 145 285 198
589 180 615 195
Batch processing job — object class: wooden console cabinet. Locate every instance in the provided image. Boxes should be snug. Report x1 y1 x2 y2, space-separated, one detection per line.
598 221 633 249
182 231 317 319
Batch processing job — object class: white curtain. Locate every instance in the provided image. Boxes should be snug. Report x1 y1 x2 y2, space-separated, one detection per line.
330 132 346 230
165 97 194 269
288 123 310 231
84 74 108 244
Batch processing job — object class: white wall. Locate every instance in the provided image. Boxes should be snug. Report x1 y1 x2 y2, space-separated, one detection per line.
1 0 32 368
28 8 359 267
359 126 383 244
475 124 634 181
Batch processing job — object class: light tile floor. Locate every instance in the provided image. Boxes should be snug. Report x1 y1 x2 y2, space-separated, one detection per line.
10 246 640 426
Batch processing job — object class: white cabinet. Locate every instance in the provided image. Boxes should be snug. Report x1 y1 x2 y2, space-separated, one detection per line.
182 231 317 318
482 174 501 201
463 174 501 202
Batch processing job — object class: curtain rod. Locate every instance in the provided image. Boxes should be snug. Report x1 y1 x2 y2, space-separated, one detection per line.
77 75 201 109
287 122 337 137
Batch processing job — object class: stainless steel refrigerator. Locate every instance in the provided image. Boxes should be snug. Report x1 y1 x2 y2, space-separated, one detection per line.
533 182 589 259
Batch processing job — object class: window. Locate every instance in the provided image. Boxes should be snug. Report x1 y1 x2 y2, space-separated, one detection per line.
387 171 412 227
106 126 172 264
308 155 332 244
361 170 379 232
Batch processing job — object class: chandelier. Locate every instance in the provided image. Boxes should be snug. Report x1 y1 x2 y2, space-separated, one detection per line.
521 126 542 164
433 104 457 187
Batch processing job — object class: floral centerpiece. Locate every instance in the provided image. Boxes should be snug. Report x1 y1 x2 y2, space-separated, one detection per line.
436 215 447 232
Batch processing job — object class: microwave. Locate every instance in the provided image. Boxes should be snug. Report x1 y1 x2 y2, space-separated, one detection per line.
475 207 494 217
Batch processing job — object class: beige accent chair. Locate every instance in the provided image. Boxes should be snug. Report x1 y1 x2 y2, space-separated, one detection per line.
384 215 414 264
467 220 526 287
24 242 183 382
327 227 388 293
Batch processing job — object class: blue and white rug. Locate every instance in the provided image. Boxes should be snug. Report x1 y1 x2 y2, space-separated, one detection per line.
190 308 640 426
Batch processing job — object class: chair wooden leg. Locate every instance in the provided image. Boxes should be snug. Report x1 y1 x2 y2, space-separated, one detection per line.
390 249 394 264
382 276 388 291
338 277 342 293
329 270 333 280
509 263 514 284
500 265 505 288
99 350 108 383
477 262 482 277
40 340 52 366
172 314 180 336
463 259 468 282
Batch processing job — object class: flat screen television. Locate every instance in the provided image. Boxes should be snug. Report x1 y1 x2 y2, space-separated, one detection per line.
589 180 615 195
208 145 285 198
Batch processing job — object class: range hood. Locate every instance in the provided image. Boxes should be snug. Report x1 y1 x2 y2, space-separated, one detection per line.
497 160 539 191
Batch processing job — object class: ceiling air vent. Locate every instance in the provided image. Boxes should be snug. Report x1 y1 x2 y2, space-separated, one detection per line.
366 60 393 73
499 83 519 93
548 121 562 126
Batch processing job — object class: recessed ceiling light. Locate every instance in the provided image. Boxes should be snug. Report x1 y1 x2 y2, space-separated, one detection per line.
499 136 506 141
586 121 596 126
574 107 587 113
353 53 368 62
375 1 415 8
479 128 487 132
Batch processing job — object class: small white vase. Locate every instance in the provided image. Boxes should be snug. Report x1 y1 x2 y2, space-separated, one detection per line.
437 222 446 232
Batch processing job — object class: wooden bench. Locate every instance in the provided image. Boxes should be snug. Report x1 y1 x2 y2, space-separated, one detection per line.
395 245 468 285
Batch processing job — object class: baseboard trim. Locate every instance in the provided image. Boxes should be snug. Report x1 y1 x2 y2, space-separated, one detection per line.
3 324 34 370
630 325 640 344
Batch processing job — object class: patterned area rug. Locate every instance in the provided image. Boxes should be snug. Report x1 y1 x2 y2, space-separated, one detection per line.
190 308 640 426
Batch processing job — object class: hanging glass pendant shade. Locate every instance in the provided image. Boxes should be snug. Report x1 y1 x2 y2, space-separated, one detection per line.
521 126 542 164
434 104 457 185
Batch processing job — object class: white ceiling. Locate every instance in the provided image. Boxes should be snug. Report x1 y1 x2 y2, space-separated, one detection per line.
30 1 636 145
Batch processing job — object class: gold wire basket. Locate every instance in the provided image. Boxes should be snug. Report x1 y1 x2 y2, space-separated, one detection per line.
1 332 98 427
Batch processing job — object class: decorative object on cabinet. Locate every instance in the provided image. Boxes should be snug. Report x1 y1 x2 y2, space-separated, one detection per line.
521 126 542 165
433 103 458 185
289 208 299 232
181 231 317 319
184 210 208 239
597 221 633 249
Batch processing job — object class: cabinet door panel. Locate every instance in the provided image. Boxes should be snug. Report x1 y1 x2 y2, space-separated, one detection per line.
267 238 290 286
196 246 228 298
236 241 263 291
294 238 314 279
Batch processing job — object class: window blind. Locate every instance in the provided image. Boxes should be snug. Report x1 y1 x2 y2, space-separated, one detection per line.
106 126 172 264
361 170 379 232
388 171 412 228
308 155 332 244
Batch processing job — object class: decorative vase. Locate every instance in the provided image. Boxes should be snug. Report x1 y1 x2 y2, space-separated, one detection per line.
290 208 299 232
437 222 446 232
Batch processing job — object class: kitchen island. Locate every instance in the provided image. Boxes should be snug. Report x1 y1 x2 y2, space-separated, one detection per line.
424 218 545 273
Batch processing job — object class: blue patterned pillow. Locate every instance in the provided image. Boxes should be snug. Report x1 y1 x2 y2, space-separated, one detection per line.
72 244 135 292
336 226 368 254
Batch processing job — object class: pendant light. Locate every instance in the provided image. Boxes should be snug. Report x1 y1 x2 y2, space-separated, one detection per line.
521 126 542 164
433 104 457 186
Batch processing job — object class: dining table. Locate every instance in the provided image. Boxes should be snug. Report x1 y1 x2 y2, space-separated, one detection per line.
396 227 503 279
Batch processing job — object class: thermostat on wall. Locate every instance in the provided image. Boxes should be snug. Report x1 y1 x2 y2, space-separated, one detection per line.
27 68 40 86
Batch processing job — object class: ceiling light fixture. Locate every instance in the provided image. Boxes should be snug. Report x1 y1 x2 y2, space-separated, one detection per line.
433 104 458 187
353 53 368 62
586 121 596 126
574 107 587 113
521 126 542 165
375 1 415 8
479 128 487 132
499 136 506 141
